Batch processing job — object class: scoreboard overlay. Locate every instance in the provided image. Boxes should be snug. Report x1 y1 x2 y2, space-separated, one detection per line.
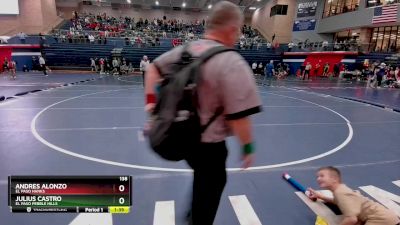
8 176 132 213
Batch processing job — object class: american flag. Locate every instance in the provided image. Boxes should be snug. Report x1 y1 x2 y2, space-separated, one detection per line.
372 5 398 24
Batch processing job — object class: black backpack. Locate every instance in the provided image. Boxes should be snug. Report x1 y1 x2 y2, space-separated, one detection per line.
148 45 234 161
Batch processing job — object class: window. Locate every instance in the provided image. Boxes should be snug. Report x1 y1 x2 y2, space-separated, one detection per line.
270 5 288 17
323 0 360 18
366 0 400 8
368 26 400 52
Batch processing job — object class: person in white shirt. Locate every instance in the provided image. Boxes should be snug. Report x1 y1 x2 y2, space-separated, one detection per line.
39 56 47 76
266 42 271 51
88 34 95 43
288 42 294 52
252 62 257 74
112 58 119 75
140 56 150 86
18 32 27 44
322 40 329 51
90 58 96 71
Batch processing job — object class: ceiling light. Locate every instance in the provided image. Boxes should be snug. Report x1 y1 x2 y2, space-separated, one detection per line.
127 0 131 3
182 2 186 7
208 4 212 9
155 1 159 5
257 0 261 1
249 6 257 10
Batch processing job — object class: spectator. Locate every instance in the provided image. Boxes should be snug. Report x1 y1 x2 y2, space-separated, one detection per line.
252 62 257 74
266 42 271 51
288 42 294 52
322 40 329 51
99 58 105 74
39 56 47 76
2 57 9 74
263 60 275 86
23 65 29 72
90 58 96 72
303 62 312 80
140 55 150 86
333 63 340 77
89 34 95 44
258 62 264 75
17 32 27 44
314 60 321 76
257 42 262 50
394 66 400 88
112 58 119 75
323 63 330 77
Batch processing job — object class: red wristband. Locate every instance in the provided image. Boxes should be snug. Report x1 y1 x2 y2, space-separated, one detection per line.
146 94 156 105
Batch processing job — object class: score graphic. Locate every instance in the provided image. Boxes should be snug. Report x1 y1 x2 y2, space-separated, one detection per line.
8 176 132 213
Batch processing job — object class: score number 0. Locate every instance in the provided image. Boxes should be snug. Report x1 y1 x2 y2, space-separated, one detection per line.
118 176 128 205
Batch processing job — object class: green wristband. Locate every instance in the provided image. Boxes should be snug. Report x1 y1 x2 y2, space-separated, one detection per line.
243 143 255 155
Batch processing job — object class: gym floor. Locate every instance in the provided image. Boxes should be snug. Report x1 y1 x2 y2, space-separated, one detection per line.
0 73 399 225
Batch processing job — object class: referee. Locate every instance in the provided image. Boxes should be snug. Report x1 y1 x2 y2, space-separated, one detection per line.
144 2 262 225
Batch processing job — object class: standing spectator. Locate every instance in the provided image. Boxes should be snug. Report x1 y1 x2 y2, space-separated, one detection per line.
303 62 312 80
2 57 9 74
90 58 96 72
314 60 321 76
140 55 150 86
376 63 386 87
258 62 264 75
323 63 330 77
9 60 17 79
333 63 340 77
39 56 47 76
263 60 275 86
99 58 105 74
144 2 262 224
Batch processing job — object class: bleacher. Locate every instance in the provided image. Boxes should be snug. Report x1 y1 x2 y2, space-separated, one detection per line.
43 43 115 69
43 42 282 70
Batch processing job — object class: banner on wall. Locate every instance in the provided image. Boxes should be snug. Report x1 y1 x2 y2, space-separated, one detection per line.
293 19 316 32
297 1 317 17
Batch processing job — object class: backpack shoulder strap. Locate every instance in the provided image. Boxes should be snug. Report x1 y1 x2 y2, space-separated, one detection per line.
196 46 236 133
198 46 236 64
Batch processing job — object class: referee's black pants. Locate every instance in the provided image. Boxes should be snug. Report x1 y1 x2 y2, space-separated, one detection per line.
185 141 228 225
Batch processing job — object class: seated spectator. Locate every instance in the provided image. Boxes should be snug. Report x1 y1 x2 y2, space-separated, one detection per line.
252 62 257 74
18 32 27 44
258 62 264 75
120 61 129 75
384 66 396 87
23 65 29 72
89 34 95 43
